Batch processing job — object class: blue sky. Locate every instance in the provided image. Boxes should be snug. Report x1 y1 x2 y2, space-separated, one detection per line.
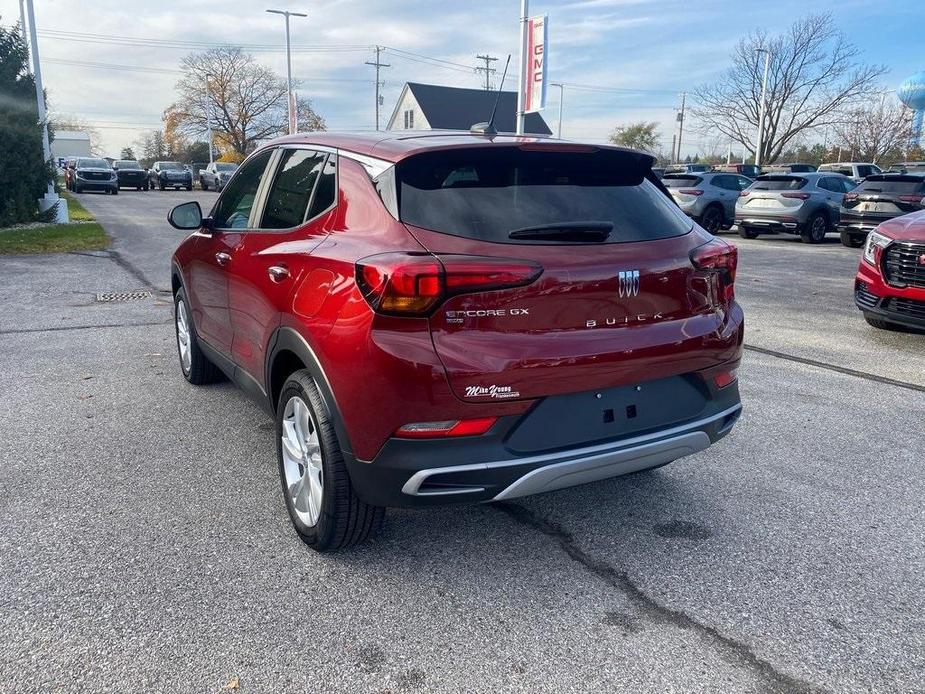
3 0 923 156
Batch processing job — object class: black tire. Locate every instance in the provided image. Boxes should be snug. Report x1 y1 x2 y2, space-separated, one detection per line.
801 212 829 244
186 184 193 191
174 288 222 386
700 205 724 234
74 184 82 194
111 188 119 196
144 183 150 191
158 179 165 191
201 179 209 191
840 231 864 248
276 370 385 552
738 225 759 239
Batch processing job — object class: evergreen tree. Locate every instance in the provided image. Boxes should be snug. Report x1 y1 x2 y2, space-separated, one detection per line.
0 18 53 226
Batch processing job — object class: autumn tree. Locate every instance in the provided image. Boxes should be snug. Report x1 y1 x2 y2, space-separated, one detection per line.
692 14 885 165
166 47 325 157
608 121 660 152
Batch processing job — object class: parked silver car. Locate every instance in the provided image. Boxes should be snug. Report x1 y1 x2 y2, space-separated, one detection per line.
817 162 882 184
662 172 752 233
735 172 855 243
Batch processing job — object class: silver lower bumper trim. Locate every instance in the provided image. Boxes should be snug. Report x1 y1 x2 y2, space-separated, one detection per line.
400 404 741 499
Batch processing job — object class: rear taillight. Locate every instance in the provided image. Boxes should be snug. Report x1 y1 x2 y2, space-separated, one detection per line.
781 192 810 200
690 238 737 303
395 417 497 439
356 253 543 316
843 193 858 202
898 195 925 204
679 188 704 196
739 190 750 197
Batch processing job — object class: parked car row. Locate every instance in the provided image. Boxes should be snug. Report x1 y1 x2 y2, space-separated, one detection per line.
60 157 240 194
657 161 897 184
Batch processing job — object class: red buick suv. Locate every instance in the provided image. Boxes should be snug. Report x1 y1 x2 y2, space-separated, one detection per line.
168 132 744 551
854 210 925 331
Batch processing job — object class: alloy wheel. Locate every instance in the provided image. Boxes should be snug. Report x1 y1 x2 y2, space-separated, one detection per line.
281 396 324 527
175 299 192 374
811 216 827 241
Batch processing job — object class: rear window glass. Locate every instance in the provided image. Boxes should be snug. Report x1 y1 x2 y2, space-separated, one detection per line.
394 148 692 244
662 176 702 188
751 176 807 191
858 176 925 194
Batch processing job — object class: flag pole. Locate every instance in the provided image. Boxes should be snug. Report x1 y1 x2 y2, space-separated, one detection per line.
516 0 528 135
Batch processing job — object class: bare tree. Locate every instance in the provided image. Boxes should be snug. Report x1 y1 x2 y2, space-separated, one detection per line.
166 47 324 157
48 113 102 155
692 14 885 164
834 98 911 164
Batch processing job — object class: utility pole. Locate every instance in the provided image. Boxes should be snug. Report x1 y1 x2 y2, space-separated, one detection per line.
671 134 677 164
475 54 498 91
25 0 65 222
266 9 307 135
551 82 564 138
675 92 686 163
516 0 528 135
365 46 390 131
754 47 771 167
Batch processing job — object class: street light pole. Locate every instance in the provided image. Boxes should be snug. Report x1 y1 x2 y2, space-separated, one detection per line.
267 9 307 135
515 0 528 135
25 0 65 222
551 82 564 138
754 48 771 167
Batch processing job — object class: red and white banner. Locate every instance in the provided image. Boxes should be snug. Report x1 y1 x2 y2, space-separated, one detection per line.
523 14 547 114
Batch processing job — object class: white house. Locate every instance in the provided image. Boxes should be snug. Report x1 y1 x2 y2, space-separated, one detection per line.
386 82 552 135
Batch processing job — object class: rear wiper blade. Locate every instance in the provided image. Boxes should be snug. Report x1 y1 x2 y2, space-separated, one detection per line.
508 221 613 242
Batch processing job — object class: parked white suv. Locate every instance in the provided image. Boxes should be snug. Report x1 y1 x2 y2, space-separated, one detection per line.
818 162 882 184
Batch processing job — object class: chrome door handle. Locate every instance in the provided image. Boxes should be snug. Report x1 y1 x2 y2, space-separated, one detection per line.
268 265 290 282
215 252 232 266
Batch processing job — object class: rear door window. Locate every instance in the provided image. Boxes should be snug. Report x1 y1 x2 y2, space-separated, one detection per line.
395 148 692 244
260 149 327 229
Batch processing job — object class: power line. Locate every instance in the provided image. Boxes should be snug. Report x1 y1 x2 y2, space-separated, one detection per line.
475 54 498 90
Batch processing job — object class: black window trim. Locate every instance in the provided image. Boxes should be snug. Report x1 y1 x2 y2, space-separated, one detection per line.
208 148 278 232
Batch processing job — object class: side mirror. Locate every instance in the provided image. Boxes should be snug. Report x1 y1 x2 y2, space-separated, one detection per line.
168 201 203 230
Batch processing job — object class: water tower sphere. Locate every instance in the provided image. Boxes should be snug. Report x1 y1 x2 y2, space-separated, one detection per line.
898 71 925 145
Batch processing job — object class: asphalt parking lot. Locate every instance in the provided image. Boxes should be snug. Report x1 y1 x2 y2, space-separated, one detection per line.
1 189 923 693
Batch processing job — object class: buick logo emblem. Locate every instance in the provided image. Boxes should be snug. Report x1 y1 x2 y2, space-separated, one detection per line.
618 270 640 298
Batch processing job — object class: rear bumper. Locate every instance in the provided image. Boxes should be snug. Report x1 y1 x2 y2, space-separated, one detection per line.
734 214 802 232
838 214 892 233
346 376 742 508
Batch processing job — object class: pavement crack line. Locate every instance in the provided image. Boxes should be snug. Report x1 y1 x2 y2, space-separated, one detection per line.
744 344 925 393
495 502 825 694
105 250 163 293
0 320 171 336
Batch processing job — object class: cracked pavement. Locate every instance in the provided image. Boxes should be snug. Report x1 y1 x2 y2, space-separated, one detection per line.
1 189 923 693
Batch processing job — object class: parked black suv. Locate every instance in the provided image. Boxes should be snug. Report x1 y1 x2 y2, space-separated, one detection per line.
112 160 149 190
839 174 925 247
149 161 193 191
71 158 118 195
